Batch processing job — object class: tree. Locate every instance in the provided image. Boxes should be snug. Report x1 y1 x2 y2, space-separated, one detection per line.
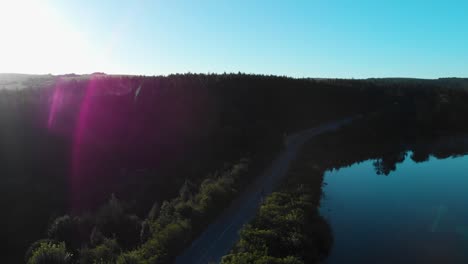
147 201 160 221
179 179 196 201
27 242 72 264
47 215 81 249
79 238 120 264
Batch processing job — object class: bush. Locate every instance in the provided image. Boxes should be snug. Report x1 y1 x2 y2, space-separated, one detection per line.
117 160 250 263
96 195 142 249
116 251 143 264
222 190 332 264
47 215 81 249
221 251 304 264
79 238 121 264
27 242 72 264
25 239 56 262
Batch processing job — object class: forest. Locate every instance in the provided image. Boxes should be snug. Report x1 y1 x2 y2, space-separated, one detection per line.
2 74 468 263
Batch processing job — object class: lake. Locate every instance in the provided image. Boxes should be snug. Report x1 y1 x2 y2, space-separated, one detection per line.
320 152 468 263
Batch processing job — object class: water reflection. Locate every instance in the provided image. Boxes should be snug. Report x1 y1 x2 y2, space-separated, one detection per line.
372 151 406 175
321 151 468 263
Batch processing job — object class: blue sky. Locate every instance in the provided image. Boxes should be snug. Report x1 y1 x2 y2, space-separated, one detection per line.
2 0 468 78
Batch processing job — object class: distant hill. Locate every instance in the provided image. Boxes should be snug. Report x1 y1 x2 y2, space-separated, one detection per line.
0 73 54 90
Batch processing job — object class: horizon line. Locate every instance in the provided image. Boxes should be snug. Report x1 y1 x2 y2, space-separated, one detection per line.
1 72 467 81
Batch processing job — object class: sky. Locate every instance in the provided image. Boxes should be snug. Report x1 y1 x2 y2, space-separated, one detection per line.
0 0 467 78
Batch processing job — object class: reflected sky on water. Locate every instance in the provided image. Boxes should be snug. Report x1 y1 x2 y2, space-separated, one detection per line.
321 152 468 264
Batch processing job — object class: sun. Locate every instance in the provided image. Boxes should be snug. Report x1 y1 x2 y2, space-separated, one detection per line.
0 0 98 74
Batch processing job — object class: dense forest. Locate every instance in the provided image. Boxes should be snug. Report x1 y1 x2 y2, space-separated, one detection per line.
2 74 468 263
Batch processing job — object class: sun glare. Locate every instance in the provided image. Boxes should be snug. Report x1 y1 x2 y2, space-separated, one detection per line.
0 0 99 74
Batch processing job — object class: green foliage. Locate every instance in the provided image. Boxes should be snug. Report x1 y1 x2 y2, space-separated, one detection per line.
130 219 192 263
115 159 250 263
25 239 56 263
221 148 334 264
96 195 142 249
157 200 177 226
222 189 331 264
27 242 72 264
139 220 151 244
116 251 143 264
179 179 197 201
147 202 160 221
79 238 121 264
221 250 304 264
89 227 105 247
47 215 81 249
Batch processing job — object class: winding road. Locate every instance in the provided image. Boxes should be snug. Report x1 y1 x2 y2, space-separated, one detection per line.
175 117 356 264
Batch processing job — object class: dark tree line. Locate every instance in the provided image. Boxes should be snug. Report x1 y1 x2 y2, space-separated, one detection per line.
2 74 468 262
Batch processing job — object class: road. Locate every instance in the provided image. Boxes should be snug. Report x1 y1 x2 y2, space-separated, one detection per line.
175 117 356 264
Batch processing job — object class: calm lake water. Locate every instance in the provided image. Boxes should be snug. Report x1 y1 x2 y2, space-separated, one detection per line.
320 152 468 264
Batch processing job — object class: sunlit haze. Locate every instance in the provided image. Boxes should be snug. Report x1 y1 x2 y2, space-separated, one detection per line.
1 0 468 78
0 0 109 74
